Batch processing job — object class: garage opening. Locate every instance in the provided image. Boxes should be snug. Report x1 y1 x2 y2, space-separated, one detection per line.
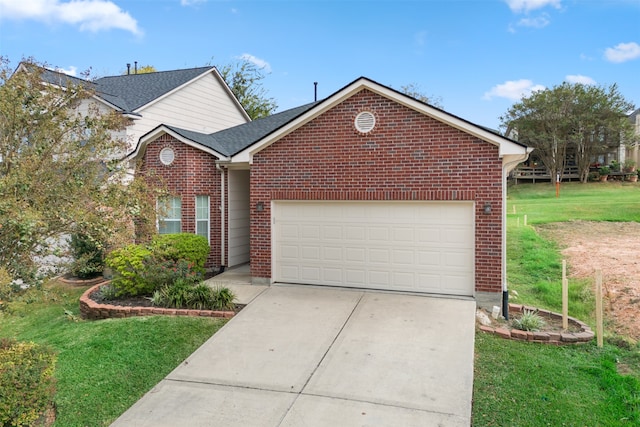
272 201 474 296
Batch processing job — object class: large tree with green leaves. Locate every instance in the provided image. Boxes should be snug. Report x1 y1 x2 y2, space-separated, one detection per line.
501 82 636 183
0 58 158 282
219 59 278 120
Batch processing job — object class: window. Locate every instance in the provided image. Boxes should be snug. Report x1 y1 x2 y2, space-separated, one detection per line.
196 195 210 243
158 197 181 234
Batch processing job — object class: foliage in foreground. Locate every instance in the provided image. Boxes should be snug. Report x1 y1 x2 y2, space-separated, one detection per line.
0 282 224 426
0 57 161 283
0 339 57 427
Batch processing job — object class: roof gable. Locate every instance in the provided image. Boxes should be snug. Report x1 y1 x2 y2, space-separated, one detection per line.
94 66 215 112
231 77 531 163
131 102 319 161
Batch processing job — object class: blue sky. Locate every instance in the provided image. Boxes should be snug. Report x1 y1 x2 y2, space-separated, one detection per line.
1 0 638 130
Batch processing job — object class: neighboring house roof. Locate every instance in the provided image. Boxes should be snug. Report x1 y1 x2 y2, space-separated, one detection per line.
630 108 640 125
133 101 320 159
94 67 214 112
19 62 237 116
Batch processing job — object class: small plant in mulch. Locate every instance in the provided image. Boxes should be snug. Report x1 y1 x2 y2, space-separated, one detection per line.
511 309 546 332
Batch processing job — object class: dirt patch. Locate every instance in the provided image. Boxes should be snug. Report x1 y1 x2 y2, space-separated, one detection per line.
537 221 640 340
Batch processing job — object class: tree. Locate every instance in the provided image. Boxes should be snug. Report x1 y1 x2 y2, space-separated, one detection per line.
0 58 159 282
400 83 444 109
501 82 636 183
219 59 277 120
122 64 157 75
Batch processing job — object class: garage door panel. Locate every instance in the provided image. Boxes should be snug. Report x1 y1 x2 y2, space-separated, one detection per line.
300 246 320 261
274 202 474 296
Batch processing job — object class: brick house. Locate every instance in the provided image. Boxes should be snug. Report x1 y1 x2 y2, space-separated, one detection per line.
131 77 532 309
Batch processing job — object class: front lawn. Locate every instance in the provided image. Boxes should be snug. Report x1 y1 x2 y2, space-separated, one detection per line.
0 282 224 426
472 182 640 426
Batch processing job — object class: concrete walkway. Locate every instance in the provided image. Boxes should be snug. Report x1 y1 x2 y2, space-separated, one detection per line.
111 269 476 426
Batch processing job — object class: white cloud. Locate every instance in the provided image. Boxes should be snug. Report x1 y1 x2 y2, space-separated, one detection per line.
54 65 78 76
565 74 596 85
604 42 640 63
517 14 550 28
181 0 207 5
483 79 546 101
0 0 142 35
238 53 272 73
505 0 561 13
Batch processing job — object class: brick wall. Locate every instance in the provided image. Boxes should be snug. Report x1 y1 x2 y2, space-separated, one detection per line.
251 89 504 293
139 134 223 268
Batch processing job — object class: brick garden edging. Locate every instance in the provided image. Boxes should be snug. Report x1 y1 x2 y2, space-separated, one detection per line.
79 282 236 320
478 303 594 345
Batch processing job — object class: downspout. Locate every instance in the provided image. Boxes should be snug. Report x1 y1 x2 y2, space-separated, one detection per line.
215 162 226 272
502 151 532 320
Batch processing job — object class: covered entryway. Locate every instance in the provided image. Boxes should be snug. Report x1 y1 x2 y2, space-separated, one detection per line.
272 201 474 296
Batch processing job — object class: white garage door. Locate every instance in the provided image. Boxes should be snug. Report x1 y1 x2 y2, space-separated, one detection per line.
273 201 474 296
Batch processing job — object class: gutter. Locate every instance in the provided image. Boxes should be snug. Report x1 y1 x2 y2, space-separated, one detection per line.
501 149 533 320
215 161 230 272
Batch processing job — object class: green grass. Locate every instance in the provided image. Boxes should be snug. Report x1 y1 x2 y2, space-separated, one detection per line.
0 283 225 426
508 181 640 223
474 334 640 426
472 182 640 426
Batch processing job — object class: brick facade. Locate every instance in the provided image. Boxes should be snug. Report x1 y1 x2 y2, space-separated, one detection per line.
250 89 504 294
139 134 223 268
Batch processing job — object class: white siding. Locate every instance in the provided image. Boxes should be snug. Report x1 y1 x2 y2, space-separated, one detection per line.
228 169 250 267
273 201 475 296
126 72 248 152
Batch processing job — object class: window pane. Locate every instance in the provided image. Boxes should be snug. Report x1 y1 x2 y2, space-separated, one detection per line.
195 196 209 242
196 196 209 220
158 196 181 234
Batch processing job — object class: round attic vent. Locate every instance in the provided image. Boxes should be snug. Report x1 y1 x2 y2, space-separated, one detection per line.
355 111 376 133
159 147 175 165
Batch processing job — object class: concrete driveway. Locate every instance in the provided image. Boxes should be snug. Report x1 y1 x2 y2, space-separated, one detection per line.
111 285 476 426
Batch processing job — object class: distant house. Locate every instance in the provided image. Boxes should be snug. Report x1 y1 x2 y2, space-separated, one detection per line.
129 77 532 310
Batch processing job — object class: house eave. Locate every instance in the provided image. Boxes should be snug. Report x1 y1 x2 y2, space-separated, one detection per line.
230 77 531 164
128 125 229 163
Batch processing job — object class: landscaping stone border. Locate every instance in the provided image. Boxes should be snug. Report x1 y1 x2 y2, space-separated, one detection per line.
79 282 236 320
478 303 594 345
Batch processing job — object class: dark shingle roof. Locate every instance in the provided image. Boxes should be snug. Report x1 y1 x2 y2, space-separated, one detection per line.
27 63 214 113
164 101 321 156
94 67 213 112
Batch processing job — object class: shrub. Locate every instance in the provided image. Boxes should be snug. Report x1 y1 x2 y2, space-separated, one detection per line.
105 244 152 297
151 282 236 311
140 258 202 292
69 232 104 279
151 234 210 273
210 286 236 311
0 339 57 427
511 309 546 332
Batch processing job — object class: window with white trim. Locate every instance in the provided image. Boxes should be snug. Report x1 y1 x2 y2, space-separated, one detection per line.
195 195 210 243
158 196 182 234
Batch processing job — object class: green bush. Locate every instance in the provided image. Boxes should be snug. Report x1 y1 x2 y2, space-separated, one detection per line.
151 282 236 311
69 232 104 279
141 258 202 292
151 234 210 273
0 339 57 427
105 244 152 297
